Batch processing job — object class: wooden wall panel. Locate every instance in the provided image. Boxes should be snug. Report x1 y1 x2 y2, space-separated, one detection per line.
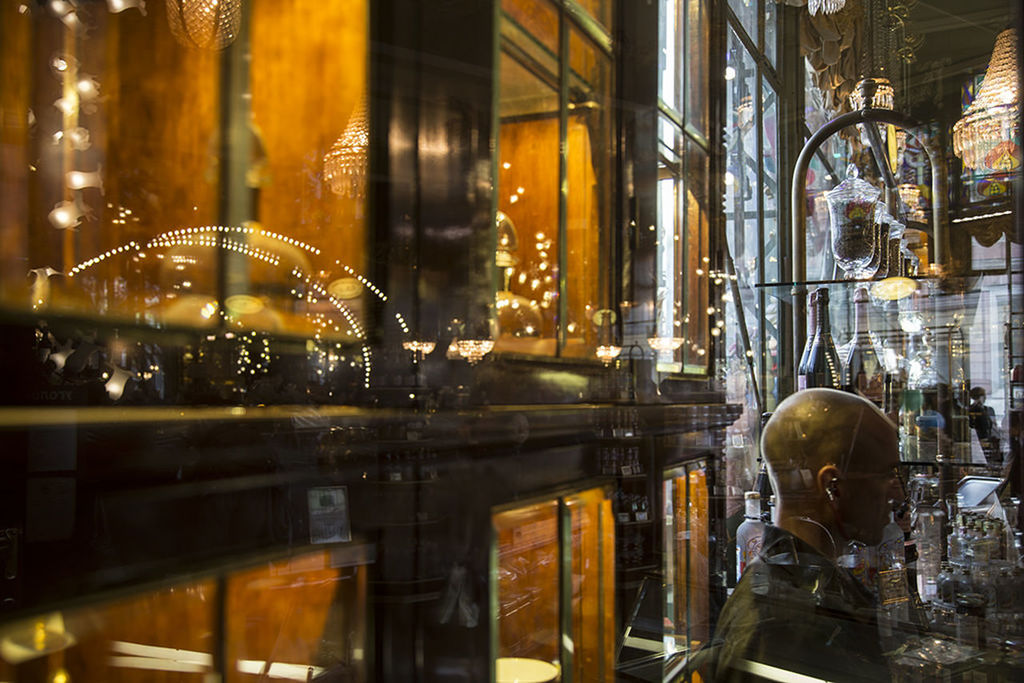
497 117 561 343
0 3 31 308
249 0 367 275
687 468 709 646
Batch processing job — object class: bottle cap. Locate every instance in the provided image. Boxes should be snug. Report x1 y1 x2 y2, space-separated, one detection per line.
744 491 761 500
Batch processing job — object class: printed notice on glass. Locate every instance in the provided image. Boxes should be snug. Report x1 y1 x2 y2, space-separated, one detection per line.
308 486 351 544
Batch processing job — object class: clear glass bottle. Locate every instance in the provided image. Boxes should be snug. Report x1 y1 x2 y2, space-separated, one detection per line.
843 286 885 405
804 287 842 390
955 593 987 650
899 388 922 461
735 491 765 579
914 503 946 602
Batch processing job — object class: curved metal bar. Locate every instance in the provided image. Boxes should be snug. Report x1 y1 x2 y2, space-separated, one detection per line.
788 107 947 382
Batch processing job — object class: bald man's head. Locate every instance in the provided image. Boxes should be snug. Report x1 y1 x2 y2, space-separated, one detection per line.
762 389 897 499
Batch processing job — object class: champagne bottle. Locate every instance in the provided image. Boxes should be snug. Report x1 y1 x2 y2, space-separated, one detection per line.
797 289 819 391
843 286 885 404
805 287 841 389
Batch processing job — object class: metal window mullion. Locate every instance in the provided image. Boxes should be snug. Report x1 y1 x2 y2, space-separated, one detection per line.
756 69 770 410
723 5 781 93
216 3 253 328
558 498 574 683
757 0 765 61
563 0 612 55
679 139 688 366
557 10 569 354
679 0 687 132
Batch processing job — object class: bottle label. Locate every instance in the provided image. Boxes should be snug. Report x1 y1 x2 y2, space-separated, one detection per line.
737 534 763 575
798 375 807 391
878 568 910 606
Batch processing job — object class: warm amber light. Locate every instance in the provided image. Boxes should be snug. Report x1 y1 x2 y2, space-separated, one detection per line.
595 345 621 366
870 276 917 301
647 336 684 352
454 339 494 365
402 340 436 355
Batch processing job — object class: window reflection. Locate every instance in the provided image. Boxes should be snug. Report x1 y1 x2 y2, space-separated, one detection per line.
3 2 368 343
496 0 614 358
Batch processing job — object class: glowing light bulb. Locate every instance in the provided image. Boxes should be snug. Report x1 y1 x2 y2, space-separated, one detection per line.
75 75 100 102
106 0 147 13
48 200 85 230
53 94 78 116
65 166 103 191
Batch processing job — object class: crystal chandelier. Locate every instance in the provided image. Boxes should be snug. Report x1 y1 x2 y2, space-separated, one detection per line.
953 28 1020 172
454 339 494 365
402 341 436 355
646 336 685 353
849 77 895 111
808 0 845 16
166 0 241 50
324 97 369 198
595 345 622 366
898 183 920 210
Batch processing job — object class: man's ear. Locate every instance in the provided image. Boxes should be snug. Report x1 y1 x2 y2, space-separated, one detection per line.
817 464 841 501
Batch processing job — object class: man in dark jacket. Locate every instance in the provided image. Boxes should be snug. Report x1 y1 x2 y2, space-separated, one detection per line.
695 389 905 681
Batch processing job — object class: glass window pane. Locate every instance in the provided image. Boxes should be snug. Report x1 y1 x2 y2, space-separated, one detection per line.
495 51 560 354
564 488 615 680
565 28 613 357
502 0 559 55
225 552 368 682
250 2 368 338
724 30 766 399
659 0 680 112
762 78 779 285
727 0 757 47
655 168 680 369
685 0 709 137
2 4 368 343
765 0 778 68
3 9 221 323
724 30 759 287
494 501 561 663
684 142 710 372
572 0 613 32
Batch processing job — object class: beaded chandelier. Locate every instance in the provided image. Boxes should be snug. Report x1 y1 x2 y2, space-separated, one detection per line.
324 97 369 198
953 28 1020 172
166 0 241 50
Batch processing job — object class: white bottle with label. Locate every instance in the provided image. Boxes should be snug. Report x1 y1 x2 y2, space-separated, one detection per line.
736 491 765 579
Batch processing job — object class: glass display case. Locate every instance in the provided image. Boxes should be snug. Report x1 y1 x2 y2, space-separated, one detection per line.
492 485 615 681
0 547 369 682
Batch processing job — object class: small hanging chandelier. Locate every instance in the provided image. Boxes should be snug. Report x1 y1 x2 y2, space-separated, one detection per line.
166 0 241 50
953 28 1020 172
324 97 369 198
849 77 895 111
808 0 845 17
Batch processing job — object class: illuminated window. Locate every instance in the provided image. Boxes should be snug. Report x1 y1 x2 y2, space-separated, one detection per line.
656 0 711 373
495 0 615 357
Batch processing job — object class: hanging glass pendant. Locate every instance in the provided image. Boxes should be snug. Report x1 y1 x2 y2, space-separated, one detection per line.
324 97 369 199
166 0 241 50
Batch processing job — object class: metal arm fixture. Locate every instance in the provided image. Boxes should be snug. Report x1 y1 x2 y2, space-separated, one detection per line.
789 107 949 378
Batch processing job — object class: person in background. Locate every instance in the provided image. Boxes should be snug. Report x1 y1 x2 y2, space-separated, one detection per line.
693 389 906 682
969 386 1000 463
